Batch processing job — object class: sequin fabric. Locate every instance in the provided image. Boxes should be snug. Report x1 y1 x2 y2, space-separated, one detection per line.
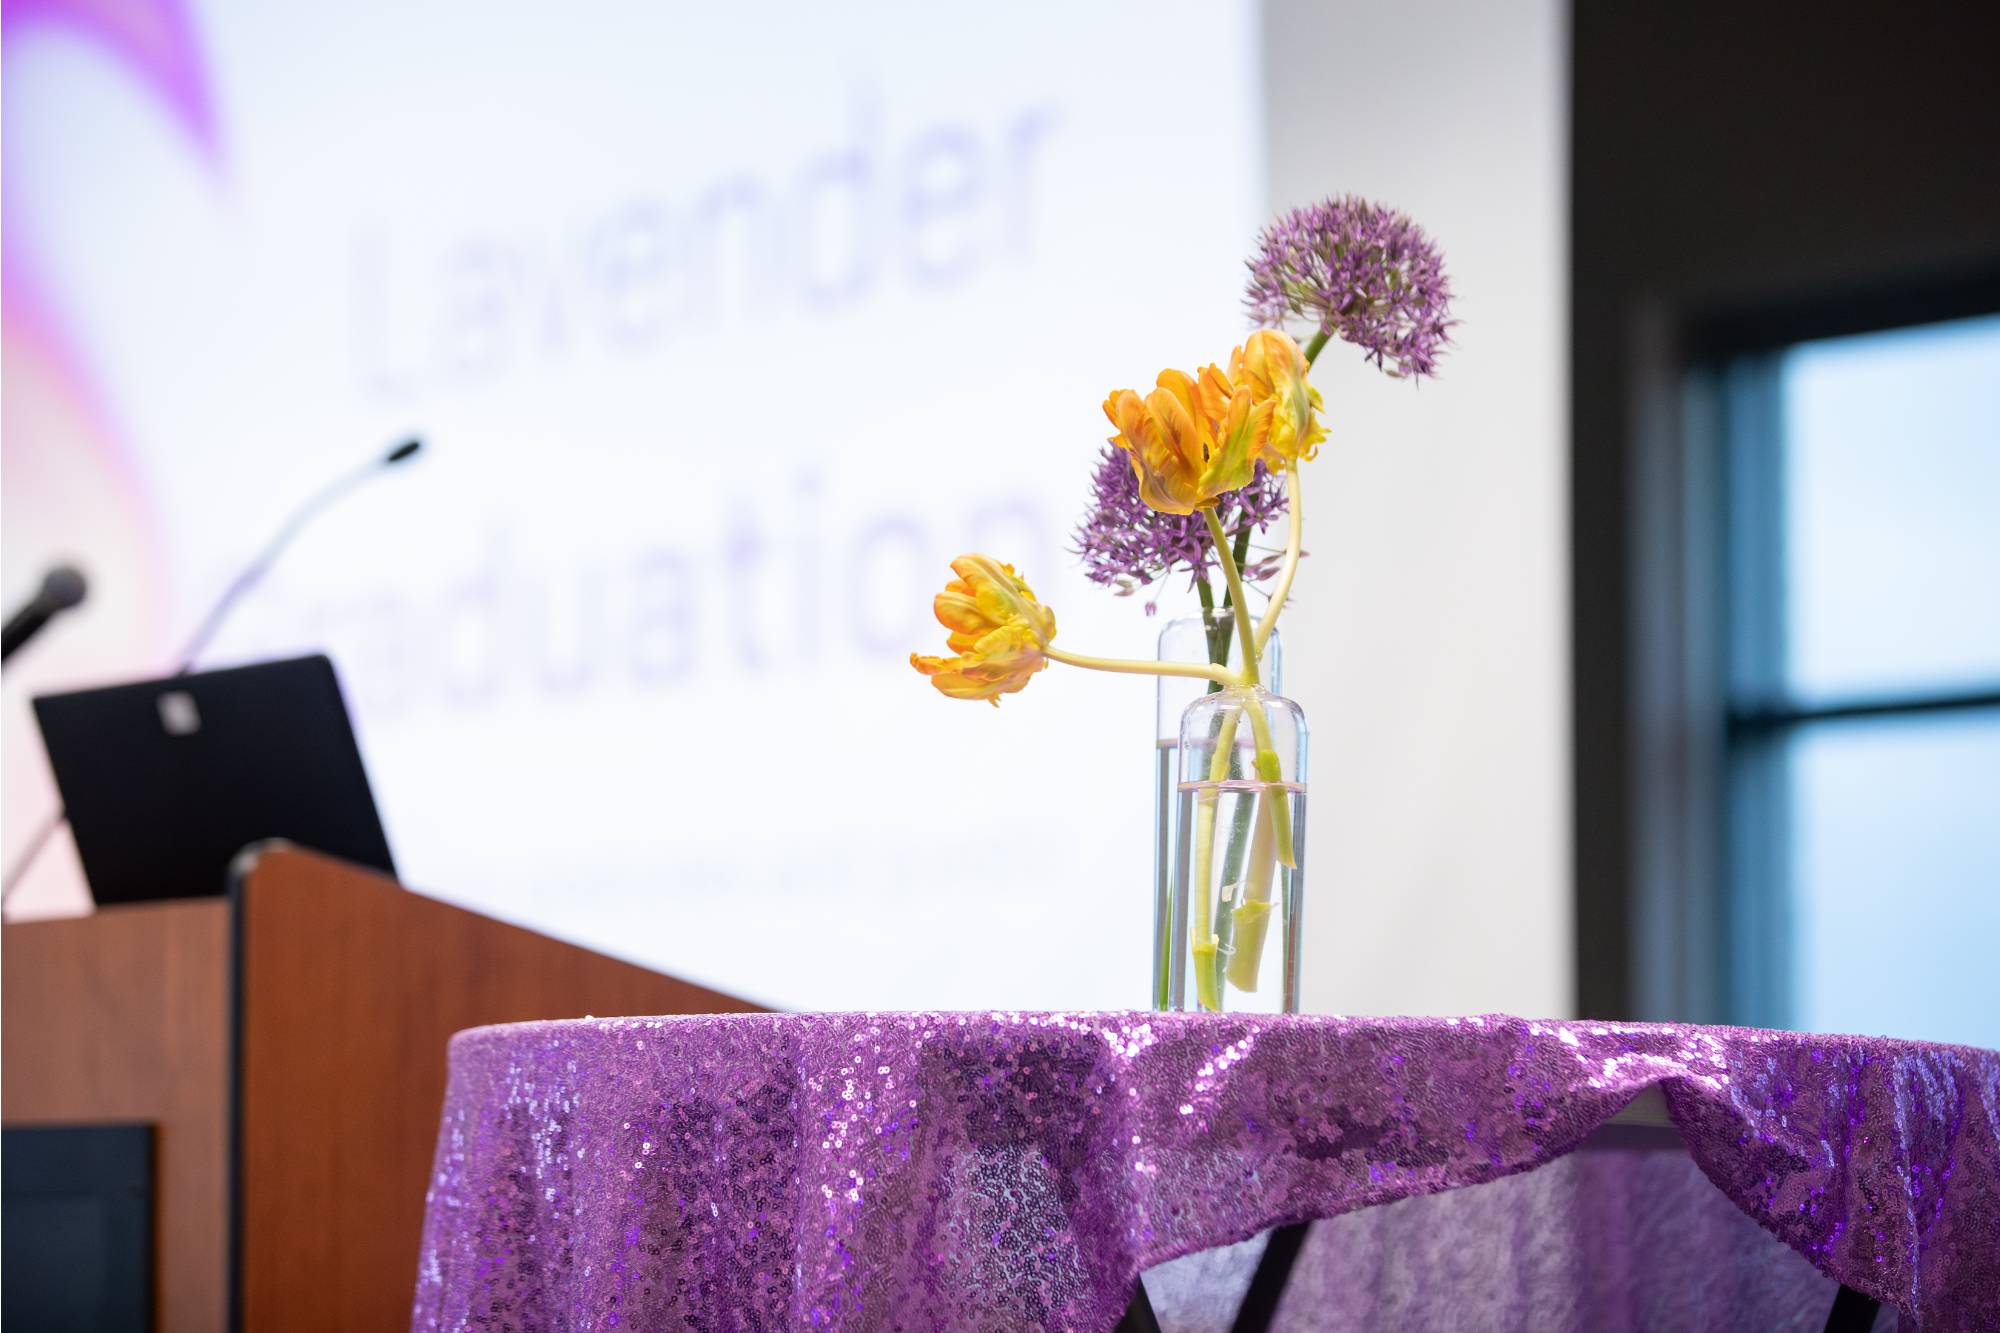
409 1012 1999 1331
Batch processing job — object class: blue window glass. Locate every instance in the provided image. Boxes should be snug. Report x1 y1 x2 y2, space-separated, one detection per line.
1789 713 2000 1048
1727 313 2000 1048
1783 315 2000 702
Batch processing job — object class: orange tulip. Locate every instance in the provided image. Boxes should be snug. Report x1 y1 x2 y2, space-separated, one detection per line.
909 555 1056 705
1103 330 1324 516
1102 367 1267 516
1229 329 1326 468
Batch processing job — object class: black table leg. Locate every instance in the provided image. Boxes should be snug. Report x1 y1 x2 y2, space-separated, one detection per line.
1116 1221 1311 1333
1125 1226 1879 1331
1230 1222 1311 1333
1115 1275 1163 1333
1824 1283 1880 1332
1121 1231 1883 1332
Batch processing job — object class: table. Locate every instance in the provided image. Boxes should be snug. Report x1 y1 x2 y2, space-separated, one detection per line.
410 1013 1998 1330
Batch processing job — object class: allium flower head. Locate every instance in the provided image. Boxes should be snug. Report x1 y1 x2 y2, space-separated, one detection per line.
1245 195 1455 378
1072 445 1288 597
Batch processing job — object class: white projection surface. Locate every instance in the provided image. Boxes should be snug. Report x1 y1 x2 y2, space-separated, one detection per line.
1 3 1263 1008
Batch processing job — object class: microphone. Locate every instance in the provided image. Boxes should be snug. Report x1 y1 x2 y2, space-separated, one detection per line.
0 436 422 912
1 565 89 664
171 435 422 674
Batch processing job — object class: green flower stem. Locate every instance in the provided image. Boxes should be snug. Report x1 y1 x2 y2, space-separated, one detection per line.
1202 512 1262 690
1202 508 1266 988
1248 328 1318 660
1216 518 1269 977
1193 700 1296 1005
1193 573 1230 694
1199 515 1299 998
1044 645 1240 686
1211 767 1254 996
1225 781 1278 992
1180 571 1229 1009
1171 566 1253 1011
1187 334 1323 1007
1204 557 1257 1002
1204 515 1294 862
1254 470 1304 662
1190 795 1221 1007
1188 707 1238 1011
1212 685 1294 995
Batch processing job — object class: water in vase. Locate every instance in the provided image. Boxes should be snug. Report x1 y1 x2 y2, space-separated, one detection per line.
1171 777 1305 1014
1153 615 1281 1009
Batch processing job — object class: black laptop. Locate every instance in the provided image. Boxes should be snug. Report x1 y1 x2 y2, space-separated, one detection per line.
32 654 395 904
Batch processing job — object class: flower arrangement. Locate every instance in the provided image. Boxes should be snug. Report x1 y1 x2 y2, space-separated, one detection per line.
911 195 1454 1009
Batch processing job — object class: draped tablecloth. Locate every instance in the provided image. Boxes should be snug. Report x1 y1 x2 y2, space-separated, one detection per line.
409 1012 1998 1331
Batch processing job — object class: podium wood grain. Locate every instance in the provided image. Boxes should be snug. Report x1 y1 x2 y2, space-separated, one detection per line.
235 848 758 1331
4 847 757 1332
4 898 231 1332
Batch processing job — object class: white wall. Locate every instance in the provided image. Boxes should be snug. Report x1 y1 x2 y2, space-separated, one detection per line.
1262 0 1571 1017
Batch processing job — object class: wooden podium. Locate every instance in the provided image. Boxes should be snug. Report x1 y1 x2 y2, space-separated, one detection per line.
2 846 756 1331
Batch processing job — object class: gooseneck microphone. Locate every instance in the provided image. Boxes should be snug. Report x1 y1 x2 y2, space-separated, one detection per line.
0 436 424 911
171 435 423 674
2 565 89 664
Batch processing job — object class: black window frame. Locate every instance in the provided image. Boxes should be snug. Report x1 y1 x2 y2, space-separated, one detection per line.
1703 310 2000 1030
1568 0 2000 1026
1578 271 2000 1027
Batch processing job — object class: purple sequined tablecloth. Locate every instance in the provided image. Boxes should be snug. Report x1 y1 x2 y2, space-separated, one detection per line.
409 1012 1999 1331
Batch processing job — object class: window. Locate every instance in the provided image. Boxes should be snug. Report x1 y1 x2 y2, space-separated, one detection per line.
1720 314 2000 1048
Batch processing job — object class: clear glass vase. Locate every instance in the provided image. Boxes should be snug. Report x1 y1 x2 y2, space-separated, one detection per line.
1167 686 1307 1014
1154 613 1280 1008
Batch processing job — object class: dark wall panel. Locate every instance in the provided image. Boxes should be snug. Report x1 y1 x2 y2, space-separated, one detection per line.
1570 0 2000 1017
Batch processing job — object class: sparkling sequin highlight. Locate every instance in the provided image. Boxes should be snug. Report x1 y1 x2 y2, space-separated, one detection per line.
411 1012 1999 1330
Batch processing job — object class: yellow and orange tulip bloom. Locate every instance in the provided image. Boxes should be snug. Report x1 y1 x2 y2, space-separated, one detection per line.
1103 330 1324 516
1103 367 1268 516
1230 329 1326 468
909 555 1057 705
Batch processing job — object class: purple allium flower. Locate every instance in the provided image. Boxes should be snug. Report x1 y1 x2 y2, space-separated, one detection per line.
1245 195 1455 378
1072 446 1289 599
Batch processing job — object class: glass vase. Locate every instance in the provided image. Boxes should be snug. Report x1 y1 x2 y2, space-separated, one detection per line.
1154 613 1281 1009
1167 685 1307 1014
